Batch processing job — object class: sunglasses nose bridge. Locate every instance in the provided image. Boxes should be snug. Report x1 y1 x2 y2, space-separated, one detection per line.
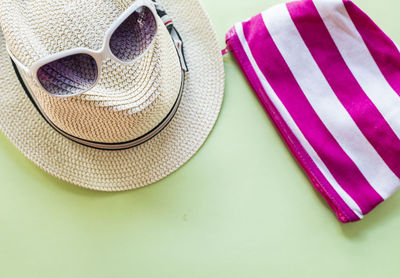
99 46 125 65
92 46 107 62
98 38 127 64
91 48 119 72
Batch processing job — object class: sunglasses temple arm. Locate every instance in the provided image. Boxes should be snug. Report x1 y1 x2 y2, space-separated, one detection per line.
152 0 188 72
169 25 188 72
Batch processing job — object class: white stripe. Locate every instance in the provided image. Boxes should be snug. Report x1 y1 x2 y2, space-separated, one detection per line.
315 4 400 194
234 22 363 218
314 0 400 144
262 4 400 199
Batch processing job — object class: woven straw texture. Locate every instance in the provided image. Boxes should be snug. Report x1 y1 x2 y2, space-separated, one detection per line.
1 0 182 143
0 0 224 191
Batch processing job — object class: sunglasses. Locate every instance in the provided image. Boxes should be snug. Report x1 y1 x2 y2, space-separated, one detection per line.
8 0 186 98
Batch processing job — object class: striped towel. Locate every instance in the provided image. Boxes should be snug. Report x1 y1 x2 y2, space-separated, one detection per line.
226 0 400 223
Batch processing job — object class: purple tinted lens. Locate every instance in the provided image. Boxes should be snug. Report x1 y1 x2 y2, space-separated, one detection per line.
109 6 157 62
37 54 98 96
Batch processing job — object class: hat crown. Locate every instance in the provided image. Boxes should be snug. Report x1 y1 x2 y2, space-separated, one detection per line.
0 0 182 144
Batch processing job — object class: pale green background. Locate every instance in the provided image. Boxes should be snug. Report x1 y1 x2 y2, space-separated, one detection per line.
1 0 399 277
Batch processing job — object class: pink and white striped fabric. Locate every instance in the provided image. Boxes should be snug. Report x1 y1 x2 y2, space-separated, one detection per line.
226 0 400 222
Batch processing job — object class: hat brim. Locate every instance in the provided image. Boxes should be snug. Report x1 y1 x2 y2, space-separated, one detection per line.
0 0 224 191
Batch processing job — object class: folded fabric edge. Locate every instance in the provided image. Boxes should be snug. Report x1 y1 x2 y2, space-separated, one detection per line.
225 25 361 223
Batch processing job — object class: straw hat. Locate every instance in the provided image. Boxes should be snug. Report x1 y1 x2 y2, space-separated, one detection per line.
0 0 224 191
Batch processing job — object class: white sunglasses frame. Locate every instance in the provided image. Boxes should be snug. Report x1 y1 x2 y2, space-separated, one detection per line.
7 0 159 98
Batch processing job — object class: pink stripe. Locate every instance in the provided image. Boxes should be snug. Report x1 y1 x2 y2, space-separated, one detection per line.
226 26 359 222
343 0 400 95
242 14 384 214
287 2 400 179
